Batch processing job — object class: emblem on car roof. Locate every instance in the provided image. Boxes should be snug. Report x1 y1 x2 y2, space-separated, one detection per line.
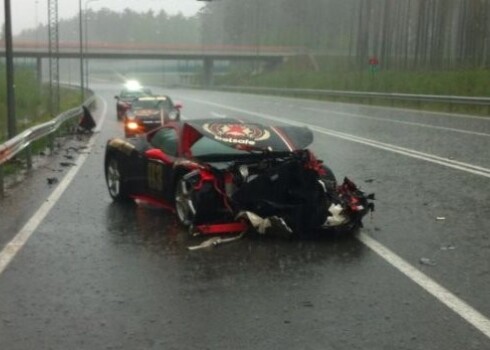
203 122 271 145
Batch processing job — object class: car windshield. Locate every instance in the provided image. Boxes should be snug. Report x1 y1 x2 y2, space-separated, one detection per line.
120 90 150 99
132 98 172 111
132 100 162 110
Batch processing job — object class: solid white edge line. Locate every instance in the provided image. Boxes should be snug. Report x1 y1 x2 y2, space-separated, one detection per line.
358 232 490 339
184 96 490 340
0 96 107 275
211 112 227 119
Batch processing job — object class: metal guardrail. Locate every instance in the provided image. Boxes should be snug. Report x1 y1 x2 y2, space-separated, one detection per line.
209 85 490 110
0 94 96 196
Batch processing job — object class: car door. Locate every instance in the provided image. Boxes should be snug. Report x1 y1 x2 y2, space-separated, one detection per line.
144 127 179 202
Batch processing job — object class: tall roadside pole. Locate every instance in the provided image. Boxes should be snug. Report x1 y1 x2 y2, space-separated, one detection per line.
4 0 16 138
79 0 85 102
84 0 99 89
48 0 60 115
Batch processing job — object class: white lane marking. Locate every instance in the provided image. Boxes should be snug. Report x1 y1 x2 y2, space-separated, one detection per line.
358 232 490 339
308 126 490 177
241 91 490 122
0 97 107 275
184 96 490 339
211 112 227 119
184 97 490 178
303 107 490 138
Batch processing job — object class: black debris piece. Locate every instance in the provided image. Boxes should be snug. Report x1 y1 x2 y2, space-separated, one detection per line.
47 177 58 185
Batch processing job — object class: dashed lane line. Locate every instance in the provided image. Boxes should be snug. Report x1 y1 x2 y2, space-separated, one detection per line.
359 232 490 339
184 96 490 340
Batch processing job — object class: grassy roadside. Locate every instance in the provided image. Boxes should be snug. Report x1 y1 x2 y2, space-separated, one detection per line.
1 67 83 187
216 58 490 116
0 67 82 142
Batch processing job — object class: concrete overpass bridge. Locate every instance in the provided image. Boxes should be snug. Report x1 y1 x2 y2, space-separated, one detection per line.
1 42 301 86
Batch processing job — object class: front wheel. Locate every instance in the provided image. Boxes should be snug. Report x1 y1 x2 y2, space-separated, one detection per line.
105 156 132 202
320 165 337 191
174 176 195 226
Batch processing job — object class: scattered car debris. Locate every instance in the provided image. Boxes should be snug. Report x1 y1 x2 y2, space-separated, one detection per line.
419 257 436 266
436 216 446 221
46 177 58 185
237 212 293 237
188 232 246 251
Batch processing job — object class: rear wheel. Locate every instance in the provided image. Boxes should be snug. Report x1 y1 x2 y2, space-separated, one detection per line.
105 156 132 202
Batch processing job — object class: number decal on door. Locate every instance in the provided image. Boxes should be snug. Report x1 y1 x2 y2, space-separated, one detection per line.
148 162 163 191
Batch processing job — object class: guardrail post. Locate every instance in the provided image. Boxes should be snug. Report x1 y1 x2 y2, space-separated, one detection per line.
0 165 4 198
25 145 33 170
48 132 55 154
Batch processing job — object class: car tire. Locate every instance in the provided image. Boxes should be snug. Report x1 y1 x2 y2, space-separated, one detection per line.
105 155 132 202
174 175 195 227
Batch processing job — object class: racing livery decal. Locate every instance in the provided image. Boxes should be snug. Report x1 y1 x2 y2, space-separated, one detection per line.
203 122 271 146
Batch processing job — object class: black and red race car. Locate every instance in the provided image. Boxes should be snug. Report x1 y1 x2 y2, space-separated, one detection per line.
104 119 374 237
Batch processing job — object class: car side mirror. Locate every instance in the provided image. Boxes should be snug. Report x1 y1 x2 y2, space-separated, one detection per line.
174 101 183 109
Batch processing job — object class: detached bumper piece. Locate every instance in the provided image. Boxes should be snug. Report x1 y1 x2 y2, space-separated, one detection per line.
195 222 248 235
321 177 375 231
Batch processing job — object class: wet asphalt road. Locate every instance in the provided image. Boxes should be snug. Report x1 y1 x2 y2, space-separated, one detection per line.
0 85 489 349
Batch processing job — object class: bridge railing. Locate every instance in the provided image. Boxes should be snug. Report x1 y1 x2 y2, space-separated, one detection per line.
0 92 96 197
206 85 490 112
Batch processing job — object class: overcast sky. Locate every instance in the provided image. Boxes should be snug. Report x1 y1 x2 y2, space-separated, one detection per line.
1 0 205 35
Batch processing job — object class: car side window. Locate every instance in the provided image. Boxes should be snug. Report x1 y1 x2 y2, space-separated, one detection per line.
150 128 178 156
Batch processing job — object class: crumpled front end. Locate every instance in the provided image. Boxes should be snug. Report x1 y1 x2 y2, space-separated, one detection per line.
181 150 374 237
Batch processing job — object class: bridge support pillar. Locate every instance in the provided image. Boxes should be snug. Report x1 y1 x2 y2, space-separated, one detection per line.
203 58 214 87
36 57 43 88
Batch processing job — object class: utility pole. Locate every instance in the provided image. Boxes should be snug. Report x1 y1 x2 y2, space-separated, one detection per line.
79 0 85 102
85 0 100 89
48 0 60 115
4 0 16 138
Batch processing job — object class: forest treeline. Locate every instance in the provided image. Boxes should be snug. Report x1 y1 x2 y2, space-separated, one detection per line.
16 8 200 46
200 0 490 70
16 1 490 70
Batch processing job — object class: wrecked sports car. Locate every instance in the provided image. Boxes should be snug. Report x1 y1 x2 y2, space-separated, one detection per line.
104 119 374 237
